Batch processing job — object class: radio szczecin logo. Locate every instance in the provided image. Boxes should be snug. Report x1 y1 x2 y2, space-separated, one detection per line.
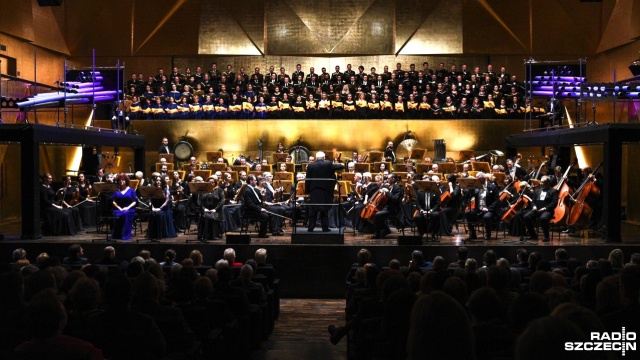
565 328 636 356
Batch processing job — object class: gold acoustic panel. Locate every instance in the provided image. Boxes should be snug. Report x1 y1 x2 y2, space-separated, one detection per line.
266 0 392 54
399 0 462 55
94 119 525 169
199 0 263 55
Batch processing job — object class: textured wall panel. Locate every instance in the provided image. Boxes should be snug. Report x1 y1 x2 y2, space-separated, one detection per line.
0 0 35 42
331 0 393 54
395 0 434 53
265 0 328 54
399 0 462 54
31 2 69 55
199 0 263 55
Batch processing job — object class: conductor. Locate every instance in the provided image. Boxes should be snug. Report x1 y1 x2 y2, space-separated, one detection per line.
305 151 345 232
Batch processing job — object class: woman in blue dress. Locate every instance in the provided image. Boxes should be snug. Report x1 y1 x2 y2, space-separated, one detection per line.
147 176 176 241
112 173 137 240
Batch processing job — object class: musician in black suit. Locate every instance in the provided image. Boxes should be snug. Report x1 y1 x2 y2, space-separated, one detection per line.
539 97 563 128
242 175 270 238
413 178 441 240
384 141 397 163
464 172 500 240
372 173 404 239
305 151 345 232
158 137 171 154
523 175 558 242
506 159 527 181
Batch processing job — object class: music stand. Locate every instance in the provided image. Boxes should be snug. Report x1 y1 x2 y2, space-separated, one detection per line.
272 153 288 164
322 150 336 161
232 165 250 174
458 178 483 191
277 162 295 173
129 179 140 191
295 180 306 196
159 154 174 163
206 151 223 162
458 150 474 162
194 170 212 180
341 173 355 182
275 180 293 200
274 172 294 181
209 163 227 172
438 163 457 174
414 180 442 194
416 163 431 175
373 161 391 173
492 172 506 184
91 182 119 242
471 161 491 173
368 151 383 163
409 148 426 160
227 171 238 183
394 164 407 172
354 163 370 173
249 171 264 178
155 162 174 171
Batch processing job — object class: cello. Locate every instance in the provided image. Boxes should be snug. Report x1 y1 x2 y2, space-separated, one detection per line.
361 184 389 224
567 162 603 228
501 182 532 223
550 160 575 224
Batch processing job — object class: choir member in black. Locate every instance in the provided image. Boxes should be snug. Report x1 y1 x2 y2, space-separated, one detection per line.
464 172 500 241
170 171 188 231
431 98 443 119
198 175 225 241
469 97 484 119
40 173 81 235
412 177 441 240
372 173 404 239
242 175 270 238
522 176 558 241
457 97 471 118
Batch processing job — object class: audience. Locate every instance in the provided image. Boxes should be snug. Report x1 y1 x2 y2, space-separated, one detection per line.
1 244 636 359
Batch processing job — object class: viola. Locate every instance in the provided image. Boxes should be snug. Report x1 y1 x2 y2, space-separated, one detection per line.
567 162 603 228
439 190 451 209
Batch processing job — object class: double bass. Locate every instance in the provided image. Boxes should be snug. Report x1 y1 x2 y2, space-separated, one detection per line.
550 161 575 224
567 162 603 228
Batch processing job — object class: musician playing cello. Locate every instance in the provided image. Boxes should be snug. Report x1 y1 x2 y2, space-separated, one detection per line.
372 173 404 239
523 175 558 242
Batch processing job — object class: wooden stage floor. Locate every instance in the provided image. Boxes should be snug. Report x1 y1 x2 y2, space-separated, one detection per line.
3 219 640 247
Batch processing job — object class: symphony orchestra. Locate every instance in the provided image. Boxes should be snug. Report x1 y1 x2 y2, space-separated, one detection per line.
40 139 603 242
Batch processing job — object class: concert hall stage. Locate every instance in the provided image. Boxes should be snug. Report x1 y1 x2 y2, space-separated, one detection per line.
1 220 639 298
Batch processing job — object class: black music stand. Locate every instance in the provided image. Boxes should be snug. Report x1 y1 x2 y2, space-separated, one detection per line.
91 182 118 242
438 163 457 175
414 180 442 195
185 182 214 243
137 186 165 243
